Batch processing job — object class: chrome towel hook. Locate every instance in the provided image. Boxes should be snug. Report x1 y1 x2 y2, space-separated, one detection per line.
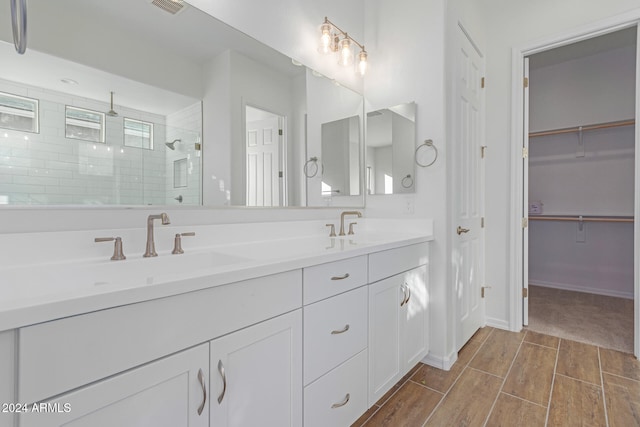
10 0 27 54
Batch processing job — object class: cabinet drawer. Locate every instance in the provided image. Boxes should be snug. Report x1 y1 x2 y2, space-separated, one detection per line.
303 286 367 384
369 242 429 283
18 270 302 404
303 255 367 304
304 350 368 427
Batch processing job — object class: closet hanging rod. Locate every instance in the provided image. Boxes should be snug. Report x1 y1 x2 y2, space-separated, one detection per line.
529 119 635 138
529 215 634 223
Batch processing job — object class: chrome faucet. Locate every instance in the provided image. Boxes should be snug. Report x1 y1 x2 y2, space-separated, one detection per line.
144 213 171 257
339 211 362 236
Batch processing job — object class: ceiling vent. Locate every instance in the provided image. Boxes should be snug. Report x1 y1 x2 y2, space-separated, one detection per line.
149 0 186 15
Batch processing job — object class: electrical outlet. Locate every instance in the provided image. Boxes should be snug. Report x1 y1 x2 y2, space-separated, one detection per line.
403 196 415 214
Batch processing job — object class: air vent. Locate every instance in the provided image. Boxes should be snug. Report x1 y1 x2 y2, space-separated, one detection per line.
149 0 186 15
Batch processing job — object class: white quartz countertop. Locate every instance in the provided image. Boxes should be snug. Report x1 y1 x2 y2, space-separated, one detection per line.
0 220 433 331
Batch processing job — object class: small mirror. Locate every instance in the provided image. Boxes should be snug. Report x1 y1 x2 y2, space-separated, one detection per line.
365 102 416 195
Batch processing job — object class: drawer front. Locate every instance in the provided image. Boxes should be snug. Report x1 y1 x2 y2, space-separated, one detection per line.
304 350 368 427
18 270 302 404
369 242 429 283
303 255 367 304
303 286 368 384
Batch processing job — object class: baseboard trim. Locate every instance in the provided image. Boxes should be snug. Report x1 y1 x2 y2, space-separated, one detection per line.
529 281 633 300
486 317 510 330
422 349 457 371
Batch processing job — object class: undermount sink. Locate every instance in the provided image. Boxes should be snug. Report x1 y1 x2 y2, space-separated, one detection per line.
1 250 252 302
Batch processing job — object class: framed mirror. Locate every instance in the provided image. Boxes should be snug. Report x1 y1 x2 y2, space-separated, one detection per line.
365 102 416 195
0 0 364 208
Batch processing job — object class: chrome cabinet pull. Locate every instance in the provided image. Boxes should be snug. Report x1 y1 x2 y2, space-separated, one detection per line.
405 284 411 305
457 226 470 235
400 285 407 306
331 273 350 281
197 368 207 416
331 393 350 409
217 360 226 404
331 324 350 335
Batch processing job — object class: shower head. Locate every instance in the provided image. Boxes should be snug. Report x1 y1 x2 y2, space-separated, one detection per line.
165 139 181 150
106 91 118 117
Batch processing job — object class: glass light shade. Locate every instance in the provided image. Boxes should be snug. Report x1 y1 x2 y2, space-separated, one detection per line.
318 24 333 54
339 38 353 67
358 51 368 76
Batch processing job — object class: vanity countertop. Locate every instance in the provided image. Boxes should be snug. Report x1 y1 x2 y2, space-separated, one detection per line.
0 221 433 332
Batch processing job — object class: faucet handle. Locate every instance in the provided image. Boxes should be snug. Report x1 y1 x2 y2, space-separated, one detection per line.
172 232 195 254
348 222 357 235
325 224 336 237
95 237 126 261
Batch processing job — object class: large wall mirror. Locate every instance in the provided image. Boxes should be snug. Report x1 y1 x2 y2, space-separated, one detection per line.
366 102 416 195
0 0 363 208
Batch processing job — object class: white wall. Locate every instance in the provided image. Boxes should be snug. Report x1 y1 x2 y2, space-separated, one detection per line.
482 0 640 327
530 46 636 132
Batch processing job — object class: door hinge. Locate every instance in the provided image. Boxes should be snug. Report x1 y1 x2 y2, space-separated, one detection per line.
522 217 528 228
278 171 283 178
194 143 201 151
523 288 528 298
524 77 529 88
481 217 485 228
522 147 528 158
481 286 492 298
279 129 283 136
481 145 487 158
481 77 485 89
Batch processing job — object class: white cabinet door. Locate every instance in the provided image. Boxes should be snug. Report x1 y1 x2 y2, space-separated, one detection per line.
401 265 429 370
210 310 302 427
368 275 402 405
368 266 429 406
20 343 209 427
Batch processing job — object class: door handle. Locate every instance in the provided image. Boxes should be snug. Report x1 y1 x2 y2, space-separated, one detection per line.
217 360 226 404
457 226 470 235
197 368 207 415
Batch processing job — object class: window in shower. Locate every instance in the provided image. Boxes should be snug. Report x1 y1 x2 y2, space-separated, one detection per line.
0 91 39 133
65 106 105 143
124 117 154 150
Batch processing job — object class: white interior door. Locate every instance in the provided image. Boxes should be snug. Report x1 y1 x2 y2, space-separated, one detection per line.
523 57 530 326
635 24 640 358
246 115 281 206
454 23 486 350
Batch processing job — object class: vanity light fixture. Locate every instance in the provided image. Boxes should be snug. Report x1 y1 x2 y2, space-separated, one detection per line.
318 17 368 76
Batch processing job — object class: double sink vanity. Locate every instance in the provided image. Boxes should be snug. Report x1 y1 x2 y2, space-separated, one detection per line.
0 215 432 427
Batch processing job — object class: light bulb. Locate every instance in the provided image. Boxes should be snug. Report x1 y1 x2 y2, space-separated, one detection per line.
339 38 353 67
318 24 333 54
358 51 368 76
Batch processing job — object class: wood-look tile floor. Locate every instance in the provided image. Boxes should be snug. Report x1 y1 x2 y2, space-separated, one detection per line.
352 327 640 427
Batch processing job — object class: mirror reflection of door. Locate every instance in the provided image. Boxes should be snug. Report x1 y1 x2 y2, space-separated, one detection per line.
320 116 361 197
245 106 285 207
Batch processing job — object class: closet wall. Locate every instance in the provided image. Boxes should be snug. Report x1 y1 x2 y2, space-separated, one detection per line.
528 36 636 299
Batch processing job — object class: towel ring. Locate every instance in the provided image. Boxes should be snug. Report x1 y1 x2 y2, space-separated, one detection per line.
401 174 414 188
304 157 319 178
415 139 438 167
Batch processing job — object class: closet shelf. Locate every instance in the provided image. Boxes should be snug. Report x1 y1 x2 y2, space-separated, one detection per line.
529 215 634 223
529 119 635 138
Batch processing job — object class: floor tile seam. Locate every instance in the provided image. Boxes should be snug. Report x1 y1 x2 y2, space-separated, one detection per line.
556 338 602 386
600 370 640 383
499 390 549 409
420 365 470 427
408 378 448 395
467 365 506 380
482 336 526 427
554 372 604 389
355 406 380 427
522 339 560 351
544 334 561 427
598 348 610 427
